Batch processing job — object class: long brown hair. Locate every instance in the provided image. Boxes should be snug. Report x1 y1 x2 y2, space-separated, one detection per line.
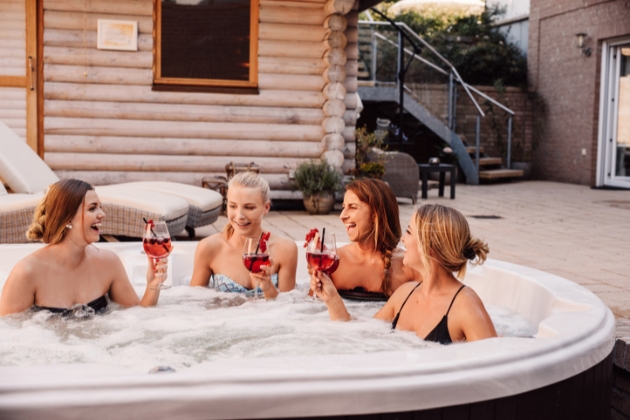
27 179 94 244
414 204 488 279
345 178 401 296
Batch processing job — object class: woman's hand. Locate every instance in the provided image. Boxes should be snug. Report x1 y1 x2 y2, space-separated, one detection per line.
310 271 350 321
146 256 168 289
250 259 278 300
310 271 338 303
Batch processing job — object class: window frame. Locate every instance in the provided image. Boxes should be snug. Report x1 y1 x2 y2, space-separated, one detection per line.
153 0 259 89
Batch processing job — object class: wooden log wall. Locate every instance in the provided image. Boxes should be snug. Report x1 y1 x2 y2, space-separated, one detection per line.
320 0 355 175
41 0 358 193
0 0 27 142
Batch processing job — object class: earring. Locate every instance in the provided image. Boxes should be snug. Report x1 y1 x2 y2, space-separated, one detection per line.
66 223 73 230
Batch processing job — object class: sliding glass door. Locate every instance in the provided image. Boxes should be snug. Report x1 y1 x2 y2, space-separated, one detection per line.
598 39 630 188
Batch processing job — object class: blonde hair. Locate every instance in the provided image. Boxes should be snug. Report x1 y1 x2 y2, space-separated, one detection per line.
414 204 488 279
27 179 94 244
222 171 271 239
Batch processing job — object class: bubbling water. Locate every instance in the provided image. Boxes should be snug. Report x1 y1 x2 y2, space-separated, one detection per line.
0 283 535 372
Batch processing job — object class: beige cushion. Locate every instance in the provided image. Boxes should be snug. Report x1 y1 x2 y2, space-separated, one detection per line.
0 183 7 196
0 192 44 212
0 121 59 193
95 186 189 220
115 181 223 212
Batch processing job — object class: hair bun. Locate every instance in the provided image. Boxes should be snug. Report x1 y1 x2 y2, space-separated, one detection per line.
463 247 476 260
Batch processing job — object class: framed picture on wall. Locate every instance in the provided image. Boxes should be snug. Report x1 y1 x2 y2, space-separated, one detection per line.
97 19 138 51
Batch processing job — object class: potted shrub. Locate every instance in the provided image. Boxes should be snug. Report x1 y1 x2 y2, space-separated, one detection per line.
293 159 343 215
354 126 387 179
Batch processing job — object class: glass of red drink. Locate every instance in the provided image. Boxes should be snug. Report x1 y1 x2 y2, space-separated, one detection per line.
306 233 338 273
242 236 270 298
143 220 172 290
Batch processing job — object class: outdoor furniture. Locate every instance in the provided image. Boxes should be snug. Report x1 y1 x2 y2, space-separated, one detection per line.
109 182 222 238
418 163 456 199
0 121 195 241
380 152 419 204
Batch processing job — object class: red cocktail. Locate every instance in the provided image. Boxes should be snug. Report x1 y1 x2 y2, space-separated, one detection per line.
242 253 270 273
143 237 172 259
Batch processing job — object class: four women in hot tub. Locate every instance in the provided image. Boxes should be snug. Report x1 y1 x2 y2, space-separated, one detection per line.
0 179 167 316
310 203 497 344
0 174 496 344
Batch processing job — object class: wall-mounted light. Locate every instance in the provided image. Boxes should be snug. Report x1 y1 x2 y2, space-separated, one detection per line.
576 33 592 57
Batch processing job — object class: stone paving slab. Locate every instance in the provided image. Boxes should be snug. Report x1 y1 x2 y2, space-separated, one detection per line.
183 180 630 355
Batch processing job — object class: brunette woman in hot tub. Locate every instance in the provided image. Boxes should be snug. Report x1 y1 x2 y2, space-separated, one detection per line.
311 178 421 301
311 204 497 344
0 179 167 317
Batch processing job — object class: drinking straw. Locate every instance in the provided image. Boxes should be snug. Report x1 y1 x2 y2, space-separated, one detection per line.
255 232 264 254
320 228 325 253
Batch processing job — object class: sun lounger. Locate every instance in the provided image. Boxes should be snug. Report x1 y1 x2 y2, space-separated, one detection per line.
0 121 225 241
0 122 191 242
0 122 222 240
110 181 223 237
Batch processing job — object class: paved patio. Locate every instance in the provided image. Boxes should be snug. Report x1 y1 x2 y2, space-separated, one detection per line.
188 180 630 321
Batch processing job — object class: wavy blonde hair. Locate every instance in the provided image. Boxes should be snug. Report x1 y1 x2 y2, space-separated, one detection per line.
346 178 401 296
27 179 94 244
414 204 488 279
222 171 271 239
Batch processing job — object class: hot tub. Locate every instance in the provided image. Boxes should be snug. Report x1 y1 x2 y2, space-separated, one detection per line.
0 242 615 419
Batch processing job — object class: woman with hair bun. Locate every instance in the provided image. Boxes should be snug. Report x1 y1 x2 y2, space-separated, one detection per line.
323 178 421 301
0 179 167 316
312 204 497 344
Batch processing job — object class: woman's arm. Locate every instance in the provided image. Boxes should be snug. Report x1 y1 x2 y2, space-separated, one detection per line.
107 251 164 307
276 238 297 292
0 262 36 316
454 289 497 342
190 237 216 287
311 271 351 321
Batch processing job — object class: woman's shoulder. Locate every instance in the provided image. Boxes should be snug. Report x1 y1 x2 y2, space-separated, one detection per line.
270 234 297 251
196 232 228 253
388 281 421 303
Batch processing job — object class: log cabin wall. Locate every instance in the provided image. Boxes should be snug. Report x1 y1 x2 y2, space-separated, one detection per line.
41 0 357 196
0 0 27 142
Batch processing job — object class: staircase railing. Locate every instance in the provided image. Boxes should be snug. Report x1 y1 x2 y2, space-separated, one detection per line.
360 12 516 170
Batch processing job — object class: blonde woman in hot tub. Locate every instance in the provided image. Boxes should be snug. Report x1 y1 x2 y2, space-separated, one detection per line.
190 172 297 299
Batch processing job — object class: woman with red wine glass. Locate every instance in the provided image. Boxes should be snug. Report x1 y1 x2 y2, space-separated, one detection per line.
190 172 297 299
0 179 166 316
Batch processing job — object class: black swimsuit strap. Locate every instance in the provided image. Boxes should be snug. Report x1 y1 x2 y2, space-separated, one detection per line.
445 285 466 316
391 282 422 330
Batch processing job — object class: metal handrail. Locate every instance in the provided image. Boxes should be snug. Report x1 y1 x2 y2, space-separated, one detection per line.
359 17 517 169
361 19 487 117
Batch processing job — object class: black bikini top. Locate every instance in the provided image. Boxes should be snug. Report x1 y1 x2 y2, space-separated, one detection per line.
338 287 388 302
32 294 109 317
391 283 466 345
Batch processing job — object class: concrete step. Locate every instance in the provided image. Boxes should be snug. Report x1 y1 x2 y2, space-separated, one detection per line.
479 157 502 166
479 169 524 180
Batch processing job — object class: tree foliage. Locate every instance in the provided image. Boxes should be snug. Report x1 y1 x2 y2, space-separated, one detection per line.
368 5 528 87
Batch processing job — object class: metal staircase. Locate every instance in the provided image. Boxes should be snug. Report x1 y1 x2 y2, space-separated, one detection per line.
357 11 523 185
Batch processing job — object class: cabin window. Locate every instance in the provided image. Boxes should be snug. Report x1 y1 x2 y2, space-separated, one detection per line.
154 0 259 89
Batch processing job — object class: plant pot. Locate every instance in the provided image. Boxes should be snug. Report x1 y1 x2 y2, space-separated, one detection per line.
303 191 335 215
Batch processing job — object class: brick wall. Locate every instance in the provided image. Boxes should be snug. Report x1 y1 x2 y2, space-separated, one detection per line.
407 84 534 163
528 0 630 185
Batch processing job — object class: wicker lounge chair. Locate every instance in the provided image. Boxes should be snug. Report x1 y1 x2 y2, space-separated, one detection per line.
372 151 419 204
0 122 191 242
